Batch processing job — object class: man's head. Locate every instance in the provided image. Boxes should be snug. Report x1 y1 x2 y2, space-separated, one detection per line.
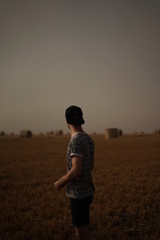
65 105 85 126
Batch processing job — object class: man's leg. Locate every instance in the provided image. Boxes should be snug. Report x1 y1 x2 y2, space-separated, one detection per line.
70 196 93 239
74 225 92 240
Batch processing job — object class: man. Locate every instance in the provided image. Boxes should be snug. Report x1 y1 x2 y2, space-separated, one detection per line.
54 105 95 240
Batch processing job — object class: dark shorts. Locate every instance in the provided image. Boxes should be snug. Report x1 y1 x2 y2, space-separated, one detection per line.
69 195 93 227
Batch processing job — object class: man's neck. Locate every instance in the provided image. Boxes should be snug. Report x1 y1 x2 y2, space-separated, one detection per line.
69 125 84 136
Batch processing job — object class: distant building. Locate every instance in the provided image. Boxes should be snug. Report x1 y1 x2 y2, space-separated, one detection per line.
0 131 5 136
46 131 54 136
105 128 119 139
155 129 160 134
55 129 63 136
119 129 123 136
20 130 32 138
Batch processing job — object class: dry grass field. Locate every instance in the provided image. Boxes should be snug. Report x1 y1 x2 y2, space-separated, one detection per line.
0 134 160 240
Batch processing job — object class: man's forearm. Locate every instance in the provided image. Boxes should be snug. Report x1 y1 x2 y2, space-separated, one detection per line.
63 168 80 183
55 168 80 190
54 156 82 191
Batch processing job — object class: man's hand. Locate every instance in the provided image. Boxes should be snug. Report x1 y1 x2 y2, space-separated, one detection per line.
54 179 62 191
54 177 65 191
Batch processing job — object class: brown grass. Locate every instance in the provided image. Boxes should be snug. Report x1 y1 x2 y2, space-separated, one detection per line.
0 135 160 240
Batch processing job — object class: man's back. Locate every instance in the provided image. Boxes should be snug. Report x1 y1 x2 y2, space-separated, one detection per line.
66 132 95 199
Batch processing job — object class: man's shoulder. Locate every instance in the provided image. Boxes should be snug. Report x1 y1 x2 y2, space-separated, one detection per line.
71 132 94 144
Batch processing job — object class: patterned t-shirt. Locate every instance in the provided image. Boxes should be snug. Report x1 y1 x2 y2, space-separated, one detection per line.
66 132 95 199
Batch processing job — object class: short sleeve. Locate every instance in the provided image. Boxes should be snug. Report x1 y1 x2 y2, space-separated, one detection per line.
70 138 83 158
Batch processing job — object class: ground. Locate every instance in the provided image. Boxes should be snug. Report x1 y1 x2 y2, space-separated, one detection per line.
0 134 160 239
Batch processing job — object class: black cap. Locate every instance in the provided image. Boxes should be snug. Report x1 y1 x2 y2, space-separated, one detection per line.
65 105 85 125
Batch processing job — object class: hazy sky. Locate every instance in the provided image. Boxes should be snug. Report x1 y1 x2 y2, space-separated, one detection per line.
1 0 160 134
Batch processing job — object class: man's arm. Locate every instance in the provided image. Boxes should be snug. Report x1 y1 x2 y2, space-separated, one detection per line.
54 156 82 191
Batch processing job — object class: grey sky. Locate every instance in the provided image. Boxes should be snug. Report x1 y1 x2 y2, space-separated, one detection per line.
1 0 160 134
